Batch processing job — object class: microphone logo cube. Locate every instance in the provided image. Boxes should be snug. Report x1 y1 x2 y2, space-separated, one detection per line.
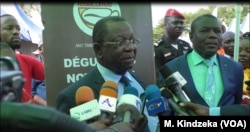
148 102 162 110
146 97 167 116
70 99 101 121
172 72 187 86
99 95 117 112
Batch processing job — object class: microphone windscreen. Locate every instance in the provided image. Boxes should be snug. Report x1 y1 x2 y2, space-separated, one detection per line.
124 86 138 96
159 65 172 79
100 80 118 98
75 86 95 105
145 84 161 100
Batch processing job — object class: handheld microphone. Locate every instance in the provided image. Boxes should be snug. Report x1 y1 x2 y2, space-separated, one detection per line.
70 86 101 121
159 65 187 87
98 80 118 120
145 84 169 132
159 65 196 116
145 84 168 116
161 88 189 116
116 86 142 123
159 65 189 101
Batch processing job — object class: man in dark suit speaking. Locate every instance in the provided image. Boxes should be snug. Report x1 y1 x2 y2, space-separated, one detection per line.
56 16 158 132
0 42 135 132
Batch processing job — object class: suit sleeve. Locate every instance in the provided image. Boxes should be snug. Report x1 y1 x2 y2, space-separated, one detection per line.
56 92 71 115
234 62 244 104
220 104 250 116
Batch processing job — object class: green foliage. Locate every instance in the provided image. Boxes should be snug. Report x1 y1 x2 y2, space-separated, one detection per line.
152 19 164 42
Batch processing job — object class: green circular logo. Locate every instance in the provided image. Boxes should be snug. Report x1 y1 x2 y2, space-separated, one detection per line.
73 3 121 36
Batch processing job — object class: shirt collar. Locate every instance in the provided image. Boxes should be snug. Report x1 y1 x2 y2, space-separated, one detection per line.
191 50 217 66
96 61 132 83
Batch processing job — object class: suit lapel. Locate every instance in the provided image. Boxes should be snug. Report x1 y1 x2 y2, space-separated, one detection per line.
177 54 209 106
87 67 105 99
216 55 230 106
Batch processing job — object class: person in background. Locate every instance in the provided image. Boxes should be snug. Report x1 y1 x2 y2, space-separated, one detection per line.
56 16 156 132
160 14 243 115
31 43 47 105
220 31 235 58
216 24 226 55
0 39 16 58
221 23 227 34
154 8 192 85
0 14 45 103
32 78 47 105
32 43 44 63
239 32 250 104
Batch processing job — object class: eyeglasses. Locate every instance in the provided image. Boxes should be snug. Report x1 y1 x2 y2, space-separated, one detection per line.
101 39 141 48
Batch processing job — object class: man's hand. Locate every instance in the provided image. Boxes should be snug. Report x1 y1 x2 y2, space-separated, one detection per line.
89 119 111 131
134 114 148 132
179 102 209 116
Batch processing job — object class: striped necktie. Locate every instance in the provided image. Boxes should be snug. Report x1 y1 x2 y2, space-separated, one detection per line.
203 59 216 107
120 75 131 87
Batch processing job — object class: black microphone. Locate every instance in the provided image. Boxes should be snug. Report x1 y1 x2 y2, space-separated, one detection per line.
0 56 24 102
161 88 189 116
159 65 196 116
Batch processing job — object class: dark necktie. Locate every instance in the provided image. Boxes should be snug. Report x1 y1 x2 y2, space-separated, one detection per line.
120 75 131 87
203 59 216 107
